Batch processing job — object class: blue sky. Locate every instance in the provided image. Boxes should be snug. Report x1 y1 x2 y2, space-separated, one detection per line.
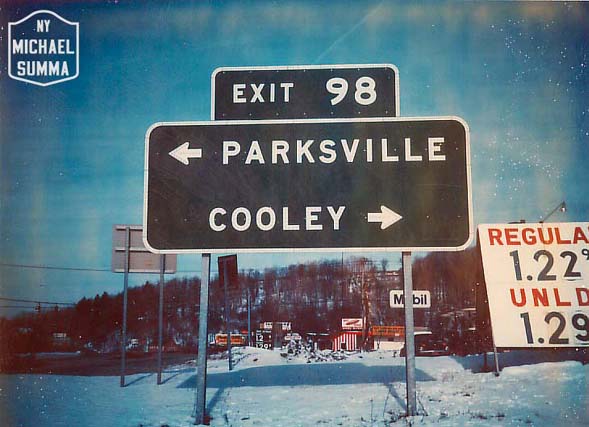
1 1 588 316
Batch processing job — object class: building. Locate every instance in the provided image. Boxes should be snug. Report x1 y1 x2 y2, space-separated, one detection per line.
332 331 362 351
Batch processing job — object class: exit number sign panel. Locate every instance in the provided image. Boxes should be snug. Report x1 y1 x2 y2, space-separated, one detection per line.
212 64 399 120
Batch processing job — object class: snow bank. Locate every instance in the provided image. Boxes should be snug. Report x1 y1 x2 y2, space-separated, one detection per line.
0 347 587 427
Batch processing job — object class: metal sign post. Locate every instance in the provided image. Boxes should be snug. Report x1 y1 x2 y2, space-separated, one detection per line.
402 251 417 416
492 340 501 376
247 290 251 346
223 260 233 371
157 254 165 385
194 254 211 425
120 226 130 388
218 255 238 371
112 225 177 388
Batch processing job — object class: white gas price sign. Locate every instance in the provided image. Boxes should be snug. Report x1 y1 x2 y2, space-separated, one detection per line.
479 223 589 348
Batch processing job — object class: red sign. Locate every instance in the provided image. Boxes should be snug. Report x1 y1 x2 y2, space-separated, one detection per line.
370 325 405 337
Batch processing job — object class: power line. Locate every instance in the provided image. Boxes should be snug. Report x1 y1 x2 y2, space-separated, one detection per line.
0 305 38 309
0 297 75 306
0 305 67 312
0 262 207 274
0 262 111 272
0 260 374 275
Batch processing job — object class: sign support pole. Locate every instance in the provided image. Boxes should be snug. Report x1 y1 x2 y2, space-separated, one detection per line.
223 260 233 371
157 254 165 385
490 332 501 376
402 251 417 416
195 254 211 425
492 345 500 376
247 289 251 346
120 226 130 388
360 270 368 352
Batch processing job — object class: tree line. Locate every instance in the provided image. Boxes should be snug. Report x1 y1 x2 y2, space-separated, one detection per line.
0 247 484 361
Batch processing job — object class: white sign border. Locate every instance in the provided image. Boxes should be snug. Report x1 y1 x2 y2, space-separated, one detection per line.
143 116 473 254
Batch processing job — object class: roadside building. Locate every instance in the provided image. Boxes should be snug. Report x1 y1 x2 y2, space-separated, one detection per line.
332 331 362 351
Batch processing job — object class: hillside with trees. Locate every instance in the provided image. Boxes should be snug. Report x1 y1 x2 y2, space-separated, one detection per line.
1 249 484 363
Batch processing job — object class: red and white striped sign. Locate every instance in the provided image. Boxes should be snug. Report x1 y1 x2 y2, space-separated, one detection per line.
332 331 362 351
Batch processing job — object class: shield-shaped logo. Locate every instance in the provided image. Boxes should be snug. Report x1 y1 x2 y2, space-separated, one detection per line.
8 10 79 87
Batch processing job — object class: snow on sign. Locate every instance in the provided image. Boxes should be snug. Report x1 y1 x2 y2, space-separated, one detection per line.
479 223 589 348
143 117 472 253
211 64 399 120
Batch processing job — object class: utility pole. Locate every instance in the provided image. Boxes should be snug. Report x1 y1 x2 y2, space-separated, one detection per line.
247 287 252 347
194 254 210 425
361 266 367 351
223 260 233 371
120 226 130 388
402 251 417 416
157 254 165 385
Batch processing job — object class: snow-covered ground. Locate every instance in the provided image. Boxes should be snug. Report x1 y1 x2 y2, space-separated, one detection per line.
0 348 587 427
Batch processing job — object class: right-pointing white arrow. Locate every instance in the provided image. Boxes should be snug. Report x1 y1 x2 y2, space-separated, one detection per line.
169 142 202 165
367 205 402 230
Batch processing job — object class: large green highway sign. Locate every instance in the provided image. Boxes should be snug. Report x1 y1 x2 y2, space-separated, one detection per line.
143 117 472 253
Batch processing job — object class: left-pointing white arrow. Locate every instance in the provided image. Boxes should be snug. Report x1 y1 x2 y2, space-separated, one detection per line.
367 205 403 230
169 142 203 165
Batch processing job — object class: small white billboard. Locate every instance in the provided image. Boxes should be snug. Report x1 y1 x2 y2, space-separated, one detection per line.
389 290 431 308
342 318 364 330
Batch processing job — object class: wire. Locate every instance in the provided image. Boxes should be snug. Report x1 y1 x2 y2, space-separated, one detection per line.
0 305 65 312
0 297 75 306
0 259 383 275
0 262 208 274
0 262 111 272
0 305 38 309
